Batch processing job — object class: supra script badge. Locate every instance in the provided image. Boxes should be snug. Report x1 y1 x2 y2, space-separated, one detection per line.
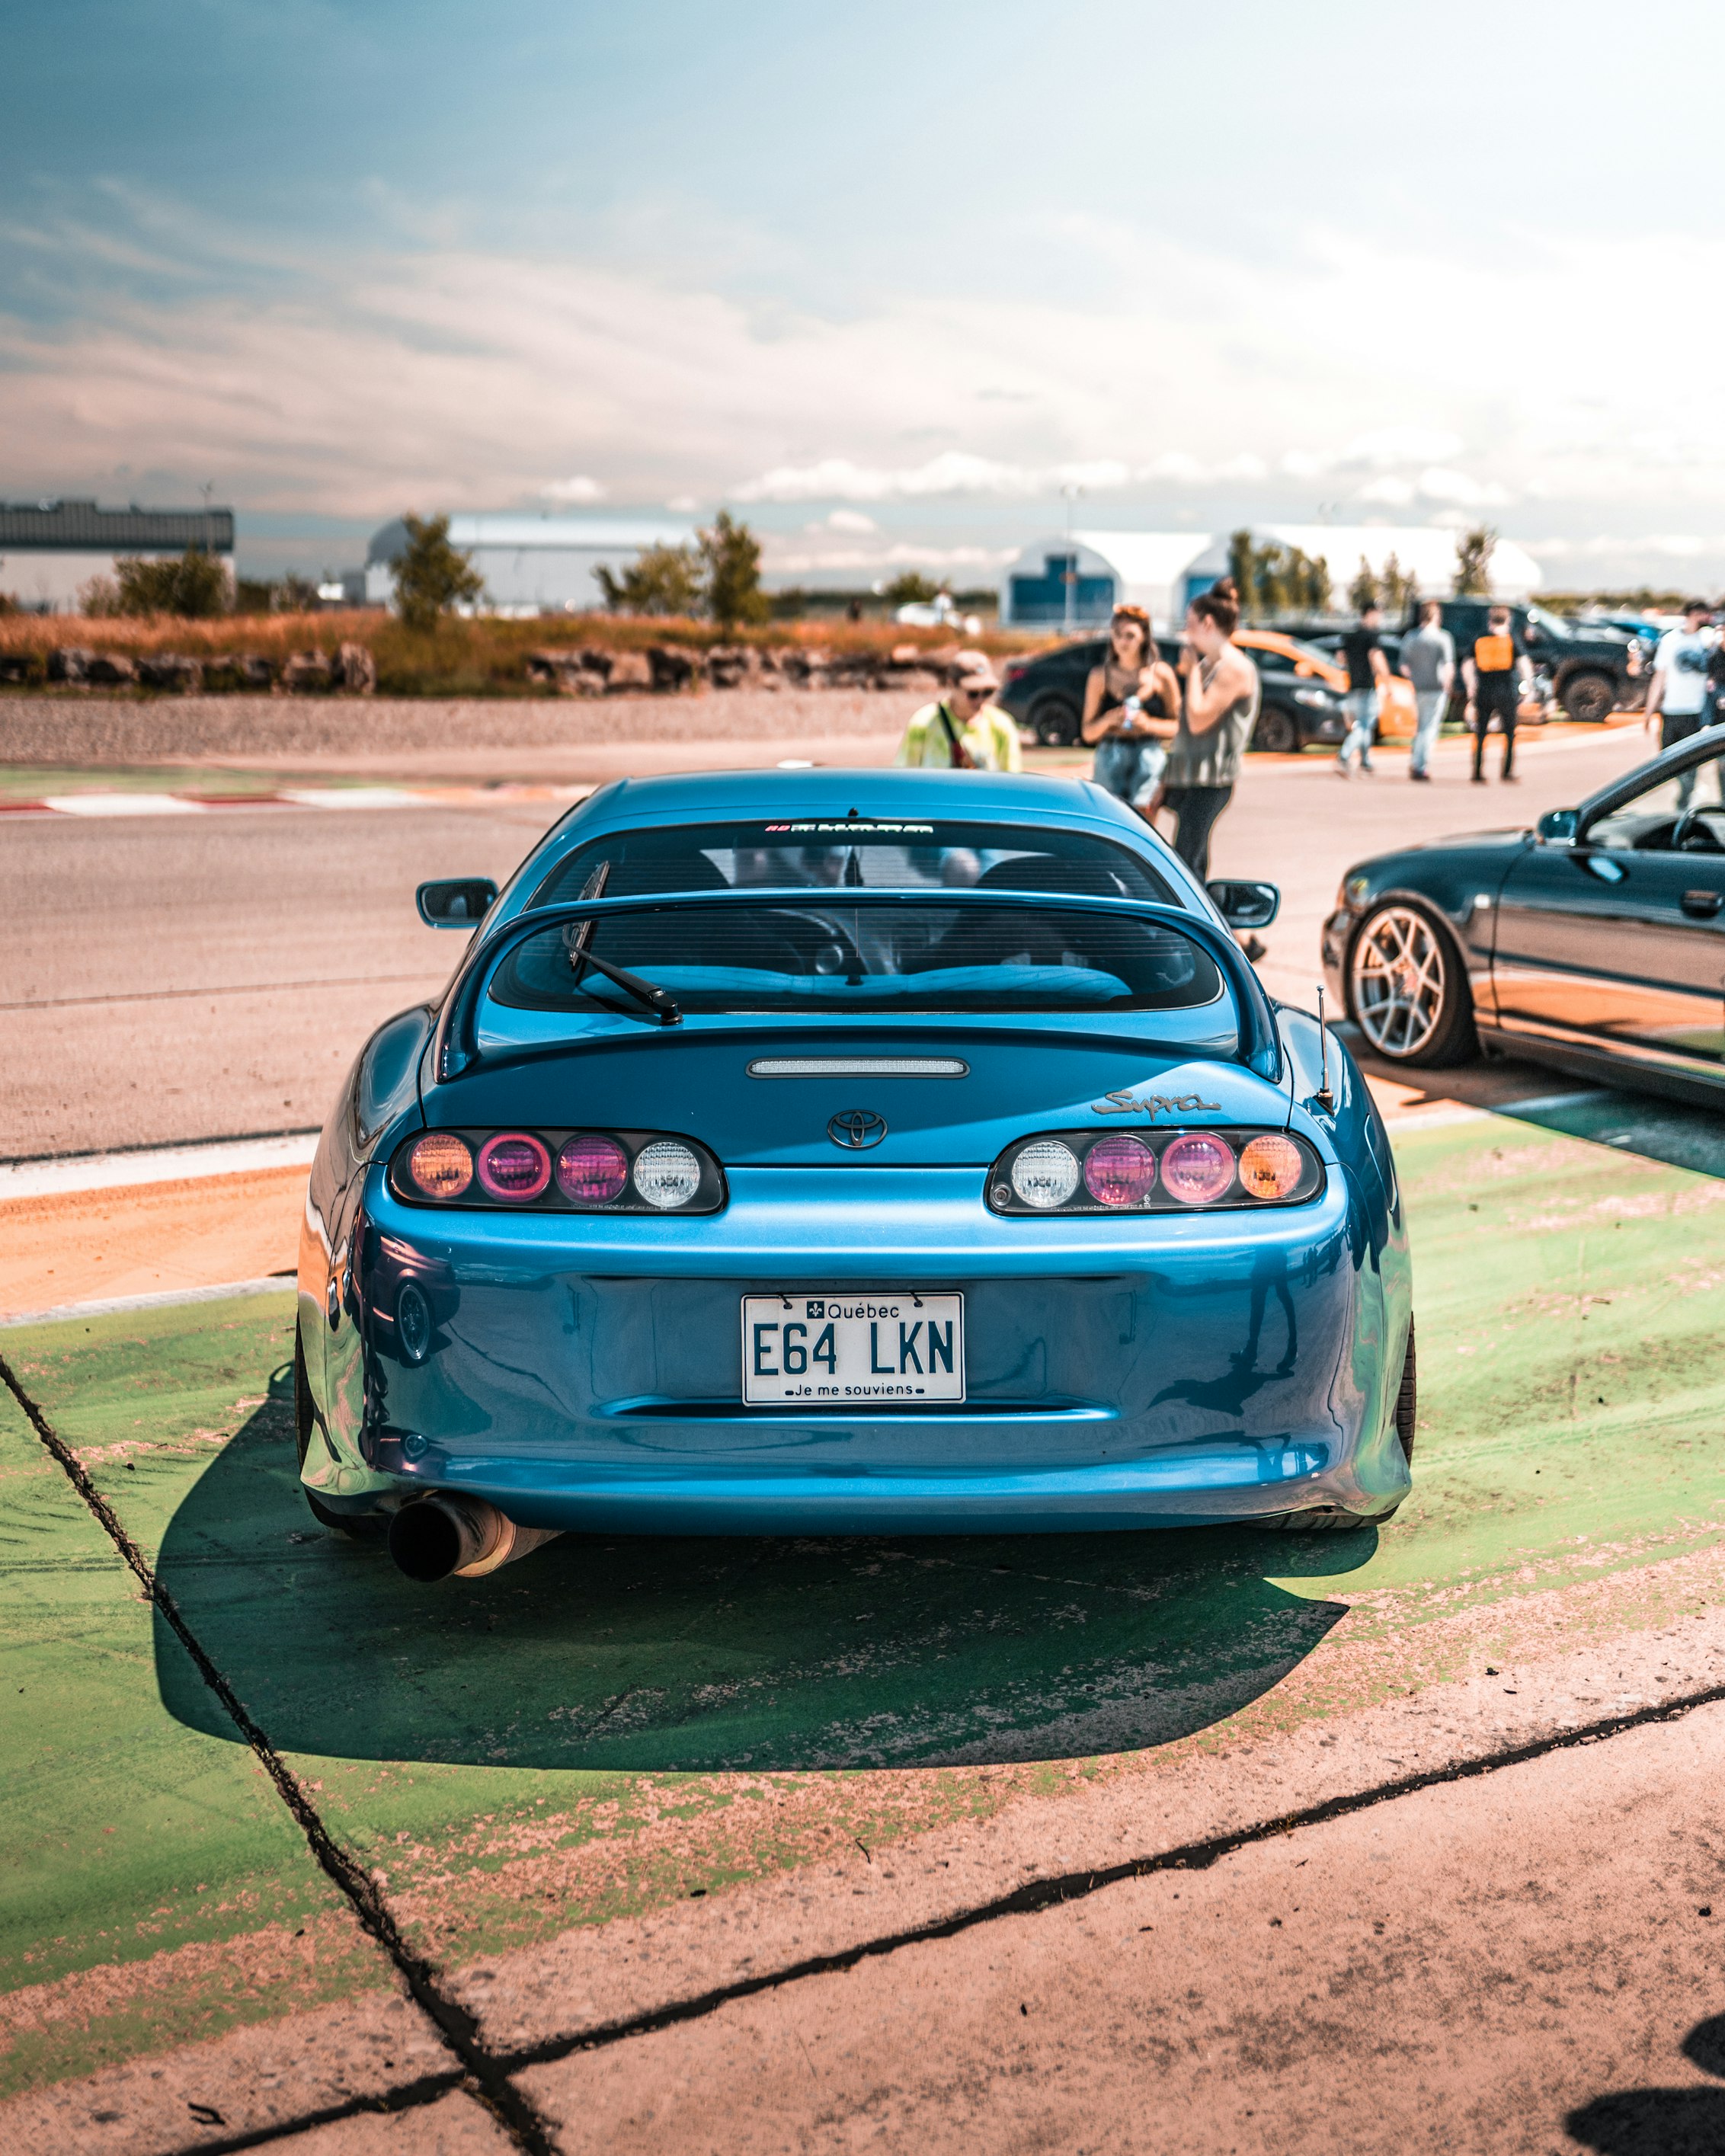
1092 1089 1221 1118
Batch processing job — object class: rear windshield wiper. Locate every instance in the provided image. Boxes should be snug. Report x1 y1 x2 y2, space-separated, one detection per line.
568 941 682 1025
563 881 681 1025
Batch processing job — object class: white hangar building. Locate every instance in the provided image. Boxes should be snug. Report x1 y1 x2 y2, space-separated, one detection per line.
365 513 696 614
0 499 235 613
1000 525 1543 629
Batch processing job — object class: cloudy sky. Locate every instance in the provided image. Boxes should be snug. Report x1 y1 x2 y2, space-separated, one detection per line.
6 0 1724 586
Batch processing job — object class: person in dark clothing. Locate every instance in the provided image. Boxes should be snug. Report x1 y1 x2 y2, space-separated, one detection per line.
1160 577 1259 877
1334 602 1390 775
1462 604 1528 782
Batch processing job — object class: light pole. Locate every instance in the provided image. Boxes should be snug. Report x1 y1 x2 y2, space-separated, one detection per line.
1061 483 1083 635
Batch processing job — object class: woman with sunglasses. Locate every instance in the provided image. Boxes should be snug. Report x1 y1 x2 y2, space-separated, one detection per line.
1081 604 1180 820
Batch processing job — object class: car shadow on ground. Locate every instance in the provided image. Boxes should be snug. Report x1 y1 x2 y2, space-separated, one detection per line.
1567 2010 1725 2153
1345 1025 1725 1184
153 1384 1367 1774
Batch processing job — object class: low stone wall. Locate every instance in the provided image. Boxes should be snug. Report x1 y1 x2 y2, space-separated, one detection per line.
0 688 925 765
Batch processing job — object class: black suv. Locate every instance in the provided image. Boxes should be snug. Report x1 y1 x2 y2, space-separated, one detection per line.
1402 600 1639 724
997 634 1349 752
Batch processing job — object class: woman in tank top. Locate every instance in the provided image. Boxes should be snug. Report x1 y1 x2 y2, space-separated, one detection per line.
1080 605 1182 820
1160 577 1259 878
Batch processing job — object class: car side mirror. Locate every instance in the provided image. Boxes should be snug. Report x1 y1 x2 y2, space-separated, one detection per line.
1536 809 1578 846
1207 879 1281 929
417 878 498 927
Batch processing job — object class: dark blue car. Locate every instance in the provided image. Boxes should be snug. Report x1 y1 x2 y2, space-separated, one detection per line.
296 769 1414 1580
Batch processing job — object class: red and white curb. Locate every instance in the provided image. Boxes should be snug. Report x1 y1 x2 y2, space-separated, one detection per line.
0 783 590 819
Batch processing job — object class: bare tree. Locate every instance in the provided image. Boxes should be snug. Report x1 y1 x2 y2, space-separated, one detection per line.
1452 526 1496 597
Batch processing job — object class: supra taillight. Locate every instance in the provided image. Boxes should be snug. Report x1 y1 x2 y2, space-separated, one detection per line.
987 1127 1321 1216
476 1133 552 1201
1083 1134 1157 1207
390 1128 726 1214
1239 1133 1306 1201
408 1132 474 1200
557 1134 629 1203
1160 1132 1236 1207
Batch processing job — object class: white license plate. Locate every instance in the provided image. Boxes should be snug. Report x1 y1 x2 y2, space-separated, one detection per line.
741 1293 965 1405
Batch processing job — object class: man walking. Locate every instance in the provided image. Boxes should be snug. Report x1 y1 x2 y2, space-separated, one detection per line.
894 650 1023 771
1400 600 1455 782
1463 605 1528 783
1646 599 1717 806
1335 602 1389 776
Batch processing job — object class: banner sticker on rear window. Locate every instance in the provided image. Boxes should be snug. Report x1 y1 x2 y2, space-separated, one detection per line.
761 823 936 835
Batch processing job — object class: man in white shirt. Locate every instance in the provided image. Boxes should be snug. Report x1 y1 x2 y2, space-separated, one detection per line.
1647 600 1719 806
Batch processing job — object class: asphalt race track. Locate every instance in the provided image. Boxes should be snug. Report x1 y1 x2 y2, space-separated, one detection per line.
6 798 552 1158
9 713 1725 2156
4 718 1654 1159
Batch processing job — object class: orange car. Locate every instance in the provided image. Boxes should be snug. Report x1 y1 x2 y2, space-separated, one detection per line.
1235 629 1419 747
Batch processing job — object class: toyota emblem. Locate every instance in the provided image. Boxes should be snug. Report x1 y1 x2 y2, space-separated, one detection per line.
827 1108 887 1150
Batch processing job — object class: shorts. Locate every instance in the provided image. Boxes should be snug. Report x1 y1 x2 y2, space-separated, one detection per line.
1093 734 1166 808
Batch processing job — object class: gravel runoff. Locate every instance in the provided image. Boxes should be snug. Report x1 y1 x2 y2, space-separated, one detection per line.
0 689 914 766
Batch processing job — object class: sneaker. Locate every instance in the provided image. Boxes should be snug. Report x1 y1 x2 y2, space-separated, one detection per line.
1360 757 1376 773
1471 774 1487 784
1410 769 1431 782
1333 757 1351 778
1240 934 1268 961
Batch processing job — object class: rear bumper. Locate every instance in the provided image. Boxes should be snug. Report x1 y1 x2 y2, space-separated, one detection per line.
308 1163 1410 1533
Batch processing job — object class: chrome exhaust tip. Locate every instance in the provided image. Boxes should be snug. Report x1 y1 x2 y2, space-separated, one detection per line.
388 1495 559 1582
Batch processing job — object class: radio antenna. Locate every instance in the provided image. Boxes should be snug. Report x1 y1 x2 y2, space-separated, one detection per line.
1314 984 1336 1112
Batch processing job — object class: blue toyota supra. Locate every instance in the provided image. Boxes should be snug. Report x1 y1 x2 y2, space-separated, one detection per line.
295 769 1414 1581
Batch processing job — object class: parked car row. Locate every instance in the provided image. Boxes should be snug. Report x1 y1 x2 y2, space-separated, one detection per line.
997 631 1417 754
997 599 1642 754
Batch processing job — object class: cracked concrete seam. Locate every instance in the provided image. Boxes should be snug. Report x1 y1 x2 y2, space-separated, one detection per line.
92 1626 1725 2154
0 1348 565 2156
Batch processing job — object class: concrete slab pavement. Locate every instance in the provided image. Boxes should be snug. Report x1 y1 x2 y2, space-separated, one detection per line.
8 1092 1725 2145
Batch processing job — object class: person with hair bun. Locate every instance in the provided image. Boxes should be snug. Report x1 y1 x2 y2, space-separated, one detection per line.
1159 577 1259 878
1081 603 1181 820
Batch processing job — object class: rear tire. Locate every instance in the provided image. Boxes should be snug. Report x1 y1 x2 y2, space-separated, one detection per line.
1394 1318 1417 1468
1259 1325 1416 1532
293 1322 382 1538
1252 702 1299 754
1029 695 1080 747
1347 900 1478 1067
1559 670 1615 724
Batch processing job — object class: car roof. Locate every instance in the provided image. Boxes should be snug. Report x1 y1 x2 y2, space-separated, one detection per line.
574 766 1128 825
500 767 1215 920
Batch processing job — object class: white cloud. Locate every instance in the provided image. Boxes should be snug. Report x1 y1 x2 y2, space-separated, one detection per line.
821 508 878 533
6 204 1725 593
665 494 699 512
1342 427 1464 469
733 453 1135 503
1142 451 1209 484
1416 466 1512 508
763 539 1016 575
539 474 606 504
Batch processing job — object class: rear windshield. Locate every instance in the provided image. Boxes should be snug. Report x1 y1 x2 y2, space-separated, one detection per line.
529 819 1178 907
491 897 1223 1017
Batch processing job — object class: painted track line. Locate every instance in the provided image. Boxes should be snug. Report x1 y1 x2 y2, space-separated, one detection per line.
0 1131 319 1197
1 970 440 1016
0 1350 563 2156
0 1275 293 1330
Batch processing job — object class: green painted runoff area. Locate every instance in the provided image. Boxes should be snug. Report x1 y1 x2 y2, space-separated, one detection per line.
5 1090 1725 2097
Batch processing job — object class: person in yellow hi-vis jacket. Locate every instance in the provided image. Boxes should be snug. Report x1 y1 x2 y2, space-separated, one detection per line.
895 651 1023 772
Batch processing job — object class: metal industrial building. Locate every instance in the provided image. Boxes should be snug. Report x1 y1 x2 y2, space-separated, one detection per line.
1000 525 1542 629
0 499 235 613
364 513 696 614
